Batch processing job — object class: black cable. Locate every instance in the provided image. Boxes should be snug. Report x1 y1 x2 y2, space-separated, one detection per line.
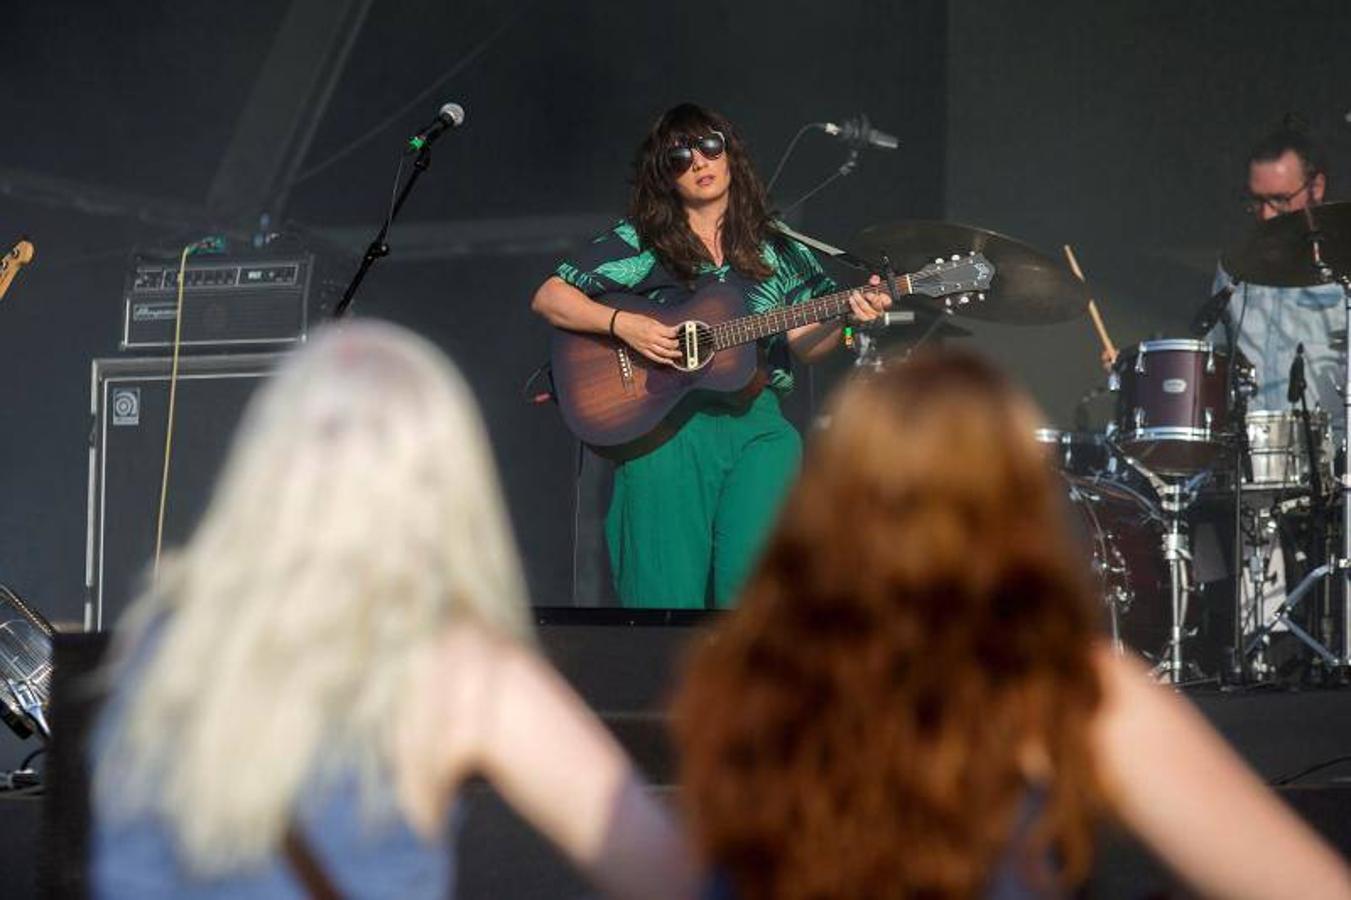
520 359 554 405
765 123 816 197
1272 753 1351 786
19 746 44 771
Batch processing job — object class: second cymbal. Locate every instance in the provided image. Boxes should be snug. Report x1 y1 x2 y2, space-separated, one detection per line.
852 220 1091 325
1223 201 1351 288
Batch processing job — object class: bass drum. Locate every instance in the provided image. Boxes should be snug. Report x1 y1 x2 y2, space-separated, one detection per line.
1062 475 1172 659
1034 428 1112 477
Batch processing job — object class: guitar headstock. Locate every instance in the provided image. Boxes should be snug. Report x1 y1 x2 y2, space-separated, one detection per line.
0 239 35 304
908 252 994 309
4 240 34 268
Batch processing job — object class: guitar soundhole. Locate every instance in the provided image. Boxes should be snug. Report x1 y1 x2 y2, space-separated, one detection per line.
674 320 716 372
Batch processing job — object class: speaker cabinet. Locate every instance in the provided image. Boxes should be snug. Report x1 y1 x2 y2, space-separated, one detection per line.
86 353 283 630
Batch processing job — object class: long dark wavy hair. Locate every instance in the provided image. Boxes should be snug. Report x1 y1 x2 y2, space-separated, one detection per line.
674 350 1110 900
628 102 774 283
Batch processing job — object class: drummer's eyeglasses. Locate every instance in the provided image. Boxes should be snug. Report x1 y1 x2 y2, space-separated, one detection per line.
666 131 726 175
1243 177 1314 216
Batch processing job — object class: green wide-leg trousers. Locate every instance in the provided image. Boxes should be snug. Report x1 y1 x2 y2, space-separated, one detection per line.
605 390 802 609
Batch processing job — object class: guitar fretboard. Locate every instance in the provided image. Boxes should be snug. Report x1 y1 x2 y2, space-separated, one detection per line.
710 273 913 350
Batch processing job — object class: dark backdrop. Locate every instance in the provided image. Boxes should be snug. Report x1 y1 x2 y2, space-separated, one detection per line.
946 0 1351 426
0 0 946 643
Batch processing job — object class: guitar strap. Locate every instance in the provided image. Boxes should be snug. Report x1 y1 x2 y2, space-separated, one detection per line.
771 221 874 272
282 824 345 900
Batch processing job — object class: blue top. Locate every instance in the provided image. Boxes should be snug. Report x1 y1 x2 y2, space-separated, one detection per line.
1209 264 1346 435
90 628 456 899
92 776 457 899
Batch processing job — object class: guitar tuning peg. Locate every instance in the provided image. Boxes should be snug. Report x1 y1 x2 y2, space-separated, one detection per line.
958 293 971 305
950 254 960 261
933 257 943 265
977 292 986 301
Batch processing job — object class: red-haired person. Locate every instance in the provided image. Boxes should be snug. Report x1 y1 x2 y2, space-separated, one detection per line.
674 350 1350 899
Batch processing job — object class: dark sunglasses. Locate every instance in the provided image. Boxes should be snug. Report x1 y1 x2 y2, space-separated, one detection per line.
666 130 726 175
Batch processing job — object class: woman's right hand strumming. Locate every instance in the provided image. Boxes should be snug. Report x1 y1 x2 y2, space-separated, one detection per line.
612 312 681 366
530 276 682 367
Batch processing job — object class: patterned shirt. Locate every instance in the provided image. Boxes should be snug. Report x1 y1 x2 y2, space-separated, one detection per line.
1209 263 1346 435
554 219 837 392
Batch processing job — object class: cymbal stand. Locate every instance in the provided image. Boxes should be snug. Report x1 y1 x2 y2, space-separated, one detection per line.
1250 222 1351 674
1311 222 1351 672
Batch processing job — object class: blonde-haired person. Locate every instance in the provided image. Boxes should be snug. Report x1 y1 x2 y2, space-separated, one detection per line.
673 349 1349 900
92 321 695 899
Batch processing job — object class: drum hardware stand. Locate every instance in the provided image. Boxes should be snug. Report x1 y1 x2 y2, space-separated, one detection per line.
1311 222 1351 674
1254 221 1351 675
1156 475 1212 683
1243 558 1346 670
1215 285 1258 684
1113 450 1212 683
1239 505 1288 679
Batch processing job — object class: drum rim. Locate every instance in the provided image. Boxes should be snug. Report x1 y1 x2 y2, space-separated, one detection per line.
1064 473 1163 514
1117 426 1225 444
1245 408 1331 424
1120 338 1226 355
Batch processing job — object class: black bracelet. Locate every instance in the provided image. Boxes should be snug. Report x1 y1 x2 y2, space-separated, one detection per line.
608 308 620 338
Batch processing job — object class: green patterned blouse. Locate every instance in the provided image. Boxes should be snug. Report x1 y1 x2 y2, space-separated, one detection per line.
554 219 837 392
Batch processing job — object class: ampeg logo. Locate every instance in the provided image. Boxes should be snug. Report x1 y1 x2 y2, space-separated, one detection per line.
111 387 141 426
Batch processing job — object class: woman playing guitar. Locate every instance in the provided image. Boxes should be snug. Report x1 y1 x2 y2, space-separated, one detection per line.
531 102 889 609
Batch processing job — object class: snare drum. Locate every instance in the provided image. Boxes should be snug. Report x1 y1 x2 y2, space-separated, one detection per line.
1110 339 1233 476
1242 409 1333 494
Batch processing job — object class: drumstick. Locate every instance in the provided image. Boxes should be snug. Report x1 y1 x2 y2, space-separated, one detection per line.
1063 244 1117 365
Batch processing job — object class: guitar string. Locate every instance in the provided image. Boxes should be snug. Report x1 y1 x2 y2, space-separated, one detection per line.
710 287 855 350
708 262 983 350
710 273 904 350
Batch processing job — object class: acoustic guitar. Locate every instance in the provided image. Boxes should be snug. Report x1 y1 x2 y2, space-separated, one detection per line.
550 252 994 458
0 240 34 304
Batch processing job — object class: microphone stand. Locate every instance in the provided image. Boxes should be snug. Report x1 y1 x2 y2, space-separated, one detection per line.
779 147 860 218
1291 350 1324 502
334 144 434 319
1293 366 1330 654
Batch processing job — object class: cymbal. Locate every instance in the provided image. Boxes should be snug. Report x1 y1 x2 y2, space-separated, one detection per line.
851 220 1090 325
1222 201 1351 288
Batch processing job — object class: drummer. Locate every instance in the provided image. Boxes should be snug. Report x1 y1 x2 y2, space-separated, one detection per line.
1208 119 1343 434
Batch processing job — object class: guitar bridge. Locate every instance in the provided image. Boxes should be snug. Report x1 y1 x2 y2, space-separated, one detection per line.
616 346 635 394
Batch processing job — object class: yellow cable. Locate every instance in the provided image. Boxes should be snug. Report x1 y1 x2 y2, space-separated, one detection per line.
152 244 194 581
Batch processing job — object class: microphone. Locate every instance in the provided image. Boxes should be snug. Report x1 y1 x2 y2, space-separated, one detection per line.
1189 284 1236 336
815 114 899 151
1288 342 1307 404
407 102 465 152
